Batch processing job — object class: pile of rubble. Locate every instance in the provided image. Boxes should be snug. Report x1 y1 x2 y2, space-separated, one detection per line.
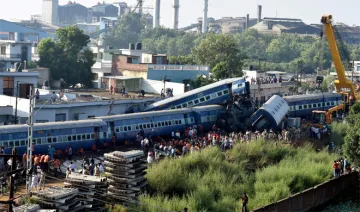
64 173 108 212
31 187 82 212
104 150 147 203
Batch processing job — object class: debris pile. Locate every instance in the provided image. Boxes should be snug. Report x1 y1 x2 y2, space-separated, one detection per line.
31 187 82 212
104 150 147 203
64 173 108 212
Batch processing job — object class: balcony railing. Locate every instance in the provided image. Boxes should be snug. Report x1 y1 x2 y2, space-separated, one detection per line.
0 54 22 59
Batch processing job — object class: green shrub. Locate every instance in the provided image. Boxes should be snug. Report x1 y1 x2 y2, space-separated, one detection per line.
131 141 336 212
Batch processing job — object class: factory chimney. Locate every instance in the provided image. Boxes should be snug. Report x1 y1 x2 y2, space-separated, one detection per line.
246 14 250 29
153 0 161 28
257 5 262 23
173 0 180 29
202 0 208 33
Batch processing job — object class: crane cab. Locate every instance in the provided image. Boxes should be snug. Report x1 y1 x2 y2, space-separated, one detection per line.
312 110 328 128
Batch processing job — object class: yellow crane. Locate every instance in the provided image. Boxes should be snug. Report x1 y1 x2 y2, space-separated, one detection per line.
321 15 358 103
311 14 357 127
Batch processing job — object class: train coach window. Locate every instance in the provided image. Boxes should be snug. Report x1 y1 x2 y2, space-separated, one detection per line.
326 102 330 106
77 135 81 140
147 124 150 128
91 134 95 139
58 136 62 142
188 101 194 107
176 105 182 109
322 103 326 107
135 125 139 130
182 103 188 108
151 123 154 128
8 141 13 147
318 103 322 107
62 136 67 142
103 132 107 138
14 141 19 147
143 124 147 129
170 106 175 109
194 99 199 104
116 128 119 133
313 104 317 108
82 135 86 140
37 138 42 144
217 92 223 97
200 97 205 102
168 121 172 126
53 137 57 143
223 90 229 95
154 123 158 127
87 134 90 140
165 121 169 126
21 140 25 146
68 136 72 141
48 137 52 143
175 120 179 125
331 102 334 106
120 127 124 131
161 122 165 127
205 95 211 101
3 141 8 147
304 105 307 109
73 135 77 141
191 118 194 123
299 106 303 110
128 126 132 131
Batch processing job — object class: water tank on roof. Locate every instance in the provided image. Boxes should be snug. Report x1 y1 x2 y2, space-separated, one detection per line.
129 43 135 50
136 42 142 50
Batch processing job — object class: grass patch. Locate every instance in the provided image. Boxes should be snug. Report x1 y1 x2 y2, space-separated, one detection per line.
330 121 349 146
126 141 336 212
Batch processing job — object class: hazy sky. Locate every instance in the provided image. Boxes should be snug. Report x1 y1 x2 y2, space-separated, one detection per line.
2 0 360 28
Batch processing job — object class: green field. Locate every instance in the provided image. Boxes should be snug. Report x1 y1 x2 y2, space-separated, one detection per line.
111 141 337 212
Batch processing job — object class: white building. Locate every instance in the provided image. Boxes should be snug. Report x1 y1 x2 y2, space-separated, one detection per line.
0 37 33 72
0 71 39 97
330 61 360 82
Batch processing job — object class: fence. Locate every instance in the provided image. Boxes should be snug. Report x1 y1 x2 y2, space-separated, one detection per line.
252 172 358 212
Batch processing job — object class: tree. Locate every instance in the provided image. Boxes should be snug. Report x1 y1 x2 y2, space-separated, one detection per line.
38 26 94 88
190 75 215 89
104 13 146 48
343 102 360 164
168 55 196 65
192 34 246 79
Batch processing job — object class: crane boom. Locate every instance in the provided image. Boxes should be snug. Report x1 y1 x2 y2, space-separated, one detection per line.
321 15 357 101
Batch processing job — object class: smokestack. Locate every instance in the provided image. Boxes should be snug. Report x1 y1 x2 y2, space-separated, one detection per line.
202 0 208 33
173 0 180 29
257 5 262 23
153 0 160 28
246 14 249 29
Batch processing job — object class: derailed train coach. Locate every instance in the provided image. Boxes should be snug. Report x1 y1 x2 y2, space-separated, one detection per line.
246 95 290 131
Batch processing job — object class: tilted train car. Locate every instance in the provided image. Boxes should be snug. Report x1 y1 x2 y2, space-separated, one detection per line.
283 93 342 118
144 78 248 111
247 95 289 131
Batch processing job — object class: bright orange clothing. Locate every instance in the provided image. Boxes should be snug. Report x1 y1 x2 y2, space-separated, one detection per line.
78 148 84 153
44 155 49 163
23 153 27 161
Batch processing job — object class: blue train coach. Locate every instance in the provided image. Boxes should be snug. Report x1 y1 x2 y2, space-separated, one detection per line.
0 120 107 154
283 93 342 118
144 78 248 111
247 95 289 131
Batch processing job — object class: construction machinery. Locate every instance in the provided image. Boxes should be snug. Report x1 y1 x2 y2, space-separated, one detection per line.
311 14 357 127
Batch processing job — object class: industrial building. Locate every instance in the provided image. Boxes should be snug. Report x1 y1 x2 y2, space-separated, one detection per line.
42 0 59 25
58 2 90 26
0 20 48 42
91 3 119 22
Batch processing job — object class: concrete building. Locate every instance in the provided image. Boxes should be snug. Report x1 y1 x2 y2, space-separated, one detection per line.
0 20 48 42
0 90 158 124
0 36 33 72
26 67 50 87
250 17 320 36
76 22 100 35
0 106 13 125
0 71 39 98
91 3 119 22
42 0 59 25
243 70 296 107
58 2 90 26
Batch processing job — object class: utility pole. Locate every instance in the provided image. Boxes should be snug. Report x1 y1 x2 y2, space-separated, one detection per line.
26 86 35 193
162 76 166 98
297 60 303 94
14 81 19 124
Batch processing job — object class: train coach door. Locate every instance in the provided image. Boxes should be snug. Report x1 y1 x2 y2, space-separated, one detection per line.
94 127 100 146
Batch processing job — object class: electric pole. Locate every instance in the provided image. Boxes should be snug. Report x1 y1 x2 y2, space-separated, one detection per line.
163 76 166 98
26 86 35 193
14 81 19 124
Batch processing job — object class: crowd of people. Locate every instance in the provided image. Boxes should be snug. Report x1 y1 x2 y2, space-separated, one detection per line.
250 76 284 85
333 157 352 178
